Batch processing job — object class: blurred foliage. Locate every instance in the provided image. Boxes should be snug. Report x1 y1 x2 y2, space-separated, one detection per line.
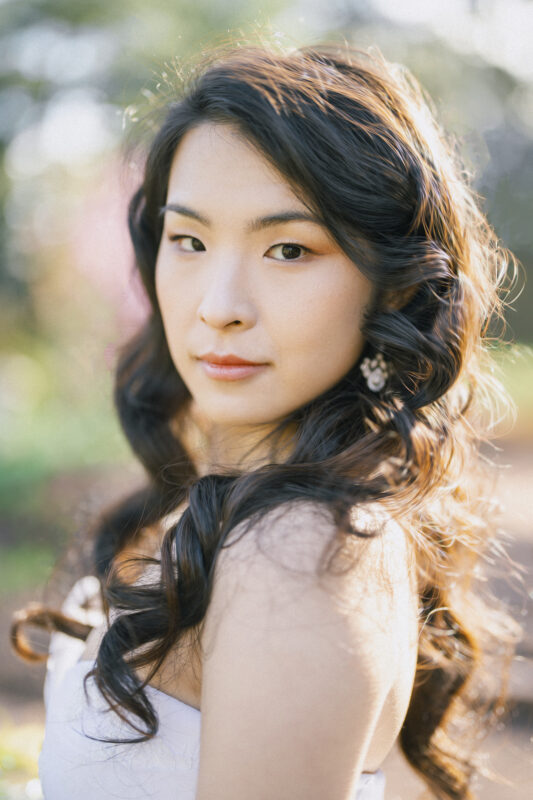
0 0 531 524
0 544 57 596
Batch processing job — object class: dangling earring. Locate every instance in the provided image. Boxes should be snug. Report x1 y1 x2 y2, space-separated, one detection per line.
360 352 390 392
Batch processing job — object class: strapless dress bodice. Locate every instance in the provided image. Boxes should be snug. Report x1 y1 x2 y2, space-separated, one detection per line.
39 577 386 800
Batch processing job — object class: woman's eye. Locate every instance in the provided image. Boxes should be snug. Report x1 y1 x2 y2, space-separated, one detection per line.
168 235 205 252
267 243 309 261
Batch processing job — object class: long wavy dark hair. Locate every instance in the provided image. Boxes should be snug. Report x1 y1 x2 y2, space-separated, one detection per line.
13 42 521 799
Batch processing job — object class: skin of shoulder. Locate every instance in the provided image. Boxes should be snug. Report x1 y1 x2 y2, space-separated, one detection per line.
196 500 418 800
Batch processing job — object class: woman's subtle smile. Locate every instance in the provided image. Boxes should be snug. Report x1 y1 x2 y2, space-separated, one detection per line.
195 352 270 381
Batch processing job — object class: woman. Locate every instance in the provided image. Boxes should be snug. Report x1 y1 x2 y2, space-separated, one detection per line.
13 42 519 799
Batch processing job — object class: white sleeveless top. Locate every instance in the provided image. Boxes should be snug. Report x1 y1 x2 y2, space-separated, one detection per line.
39 577 386 800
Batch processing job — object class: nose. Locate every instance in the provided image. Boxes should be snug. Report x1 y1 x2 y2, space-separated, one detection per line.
197 256 257 331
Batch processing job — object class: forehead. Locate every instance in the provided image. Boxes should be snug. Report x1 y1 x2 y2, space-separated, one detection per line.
165 122 306 210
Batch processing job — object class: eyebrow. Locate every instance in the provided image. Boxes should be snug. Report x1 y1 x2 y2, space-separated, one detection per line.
159 202 324 233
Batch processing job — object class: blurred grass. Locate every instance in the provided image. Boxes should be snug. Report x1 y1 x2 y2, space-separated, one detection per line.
500 348 533 413
492 344 533 439
0 361 131 516
0 717 43 799
0 404 130 514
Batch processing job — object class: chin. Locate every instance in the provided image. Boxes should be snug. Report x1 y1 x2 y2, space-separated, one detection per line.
204 410 283 429
196 398 289 429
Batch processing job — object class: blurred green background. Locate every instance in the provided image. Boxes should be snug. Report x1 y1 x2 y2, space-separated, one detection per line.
0 0 532 798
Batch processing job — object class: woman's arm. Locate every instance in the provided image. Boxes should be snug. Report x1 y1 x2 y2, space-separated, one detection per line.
195 502 409 800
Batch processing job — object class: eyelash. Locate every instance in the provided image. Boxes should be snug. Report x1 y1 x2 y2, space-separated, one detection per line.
168 235 205 252
167 235 312 261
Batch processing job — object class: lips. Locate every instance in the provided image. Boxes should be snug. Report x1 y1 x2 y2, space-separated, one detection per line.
196 352 269 381
197 352 267 366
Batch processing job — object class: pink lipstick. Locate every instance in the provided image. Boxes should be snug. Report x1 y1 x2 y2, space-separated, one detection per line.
196 352 269 381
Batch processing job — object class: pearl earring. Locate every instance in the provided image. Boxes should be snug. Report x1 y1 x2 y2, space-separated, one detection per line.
360 353 390 392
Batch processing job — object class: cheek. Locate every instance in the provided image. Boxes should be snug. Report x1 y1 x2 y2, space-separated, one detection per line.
155 260 169 321
274 272 369 377
155 263 189 357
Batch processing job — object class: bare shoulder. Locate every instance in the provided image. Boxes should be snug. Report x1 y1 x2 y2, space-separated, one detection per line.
196 499 418 800
203 498 416 648
211 498 410 573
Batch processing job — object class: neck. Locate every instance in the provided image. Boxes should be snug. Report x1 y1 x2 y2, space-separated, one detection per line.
176 402 293 476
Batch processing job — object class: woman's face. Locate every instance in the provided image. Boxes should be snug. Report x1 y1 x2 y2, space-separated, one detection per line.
155 122 373 429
